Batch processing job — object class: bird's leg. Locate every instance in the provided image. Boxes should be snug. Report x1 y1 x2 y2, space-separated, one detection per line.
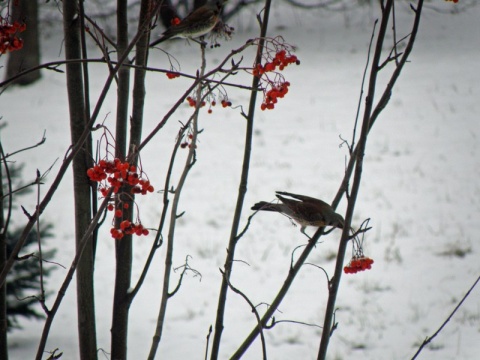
300 226 312 240
191 36 208 47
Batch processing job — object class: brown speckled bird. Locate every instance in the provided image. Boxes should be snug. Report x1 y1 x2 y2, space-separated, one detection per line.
150 0 226 47
252 191 345 235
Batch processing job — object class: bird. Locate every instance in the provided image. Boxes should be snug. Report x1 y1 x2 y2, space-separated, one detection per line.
251 191 345 236
150 0 226 47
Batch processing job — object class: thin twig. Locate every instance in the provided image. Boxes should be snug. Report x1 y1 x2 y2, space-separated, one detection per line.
34 188 114 360
0 142 13 239
222 269 267 360
169 255 202 298
350 20 377 154
35 169 48 315
304 263 331 285
147 40 207 360
127 121 188 302
211 2 273 358
264 318 322 330
1 159 57 201
411 274 480 360
332 0 425 210
0 131 46 161
205 325 213 360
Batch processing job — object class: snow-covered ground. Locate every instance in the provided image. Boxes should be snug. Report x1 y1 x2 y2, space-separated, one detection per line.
2 2 480 359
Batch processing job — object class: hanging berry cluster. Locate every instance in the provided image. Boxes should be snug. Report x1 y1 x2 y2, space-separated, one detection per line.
261 81 290 111
253 49 299 76
251 37 300 111
180 133 197 149
166 71 180 79
185 94 232 114
0 16 26 54
186 96 206 108
344 228 374 274
344 256 374 274
87 157 154 240
110 220 149 239
87 158 154 196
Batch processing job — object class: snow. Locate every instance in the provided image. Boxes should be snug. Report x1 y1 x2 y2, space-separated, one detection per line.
2 2 480 359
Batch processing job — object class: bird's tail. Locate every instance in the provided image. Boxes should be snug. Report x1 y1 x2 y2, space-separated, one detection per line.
251 201 283 212
149 35 168 47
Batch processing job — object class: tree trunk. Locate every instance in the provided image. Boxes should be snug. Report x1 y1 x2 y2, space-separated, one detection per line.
110 0 132 358
0 139 8 360
62 1 98 359
5 0 41 85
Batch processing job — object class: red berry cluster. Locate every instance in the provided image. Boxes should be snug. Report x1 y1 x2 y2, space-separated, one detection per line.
180 133 197 149
221 99 232 108
108 202 130 214
110 220 149 240
208 100 217 114
0 17 26 54
186 96 206 108
208 99 232 114
166 72 180 79
344 256 374 274
87 157 154 240
185 96 232 114
87 158 154 195
261 81 290 111
249 42 299 111
253 50 299 77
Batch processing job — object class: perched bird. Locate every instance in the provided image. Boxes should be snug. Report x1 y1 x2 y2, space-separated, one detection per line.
150 0 226 47
251 191 345 235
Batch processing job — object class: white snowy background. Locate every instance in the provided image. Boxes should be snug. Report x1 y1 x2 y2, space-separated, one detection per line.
1 1 479 359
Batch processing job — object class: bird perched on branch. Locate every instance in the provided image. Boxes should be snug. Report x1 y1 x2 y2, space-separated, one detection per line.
150 0 226 47
251 191 345 236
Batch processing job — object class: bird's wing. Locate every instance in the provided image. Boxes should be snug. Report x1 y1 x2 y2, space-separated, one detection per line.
181 4 217 26
275 193 301 207
276 191 331 208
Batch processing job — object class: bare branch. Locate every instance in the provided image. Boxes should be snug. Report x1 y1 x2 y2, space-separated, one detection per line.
148 40 208 360
265 318 322 330
0 131 46 161
205 325 213 360
304 263 331 285
1 160 57 200
411 274 480 359
351 19 377 154
212 2 274 356
222 269 267 359
169 256 202 298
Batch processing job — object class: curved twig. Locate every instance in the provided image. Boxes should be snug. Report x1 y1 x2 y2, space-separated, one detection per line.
221 269 267 360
